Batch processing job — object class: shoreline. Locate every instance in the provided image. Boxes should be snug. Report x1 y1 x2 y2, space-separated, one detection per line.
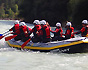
0 18 23 21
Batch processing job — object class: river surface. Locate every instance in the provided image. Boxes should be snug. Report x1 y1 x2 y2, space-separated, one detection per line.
0 20 88 70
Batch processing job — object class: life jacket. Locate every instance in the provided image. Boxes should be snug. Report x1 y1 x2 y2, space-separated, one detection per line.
11 24 20 34
54 27 63 37
37 29 43 36
32 25 41 37
81 27 88 37
65 27 74 38
41 25 50 38
20 26 31 37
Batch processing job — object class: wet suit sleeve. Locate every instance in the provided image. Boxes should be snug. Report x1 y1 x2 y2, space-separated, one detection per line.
50 29 60 33
74 31 81 34
74 27 85 34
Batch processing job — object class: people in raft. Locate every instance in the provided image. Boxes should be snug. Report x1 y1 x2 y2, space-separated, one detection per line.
29 20 41 43
11 21 32 41
73 20 88 37
9 20 76 42
37 20 51 43
62 21 74 39
50 22 63 41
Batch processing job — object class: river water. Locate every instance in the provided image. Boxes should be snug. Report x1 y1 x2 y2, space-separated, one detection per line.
0 20 88 70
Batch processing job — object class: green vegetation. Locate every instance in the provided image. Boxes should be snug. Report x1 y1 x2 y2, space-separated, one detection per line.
0 0 88 29
0 3 5 18
0 0 23 19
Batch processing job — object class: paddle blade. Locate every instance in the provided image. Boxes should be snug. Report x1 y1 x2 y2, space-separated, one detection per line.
0 36 4 39
21 39 31 49
0 34 3 36
5 35 17 41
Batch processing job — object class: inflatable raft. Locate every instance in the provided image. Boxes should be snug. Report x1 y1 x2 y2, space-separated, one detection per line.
7 37 88 53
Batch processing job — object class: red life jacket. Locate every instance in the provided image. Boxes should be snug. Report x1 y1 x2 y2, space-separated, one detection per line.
10 24 20 34
81 27 88 37
14 24 20 34
36 25 41 31
65 27 74 38
42 25 50 38
30 25 41 37
37 29 43 36
20 26 32 37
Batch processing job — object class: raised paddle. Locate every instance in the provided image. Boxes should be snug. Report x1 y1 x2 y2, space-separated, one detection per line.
21 39 31 49
5 35 17 41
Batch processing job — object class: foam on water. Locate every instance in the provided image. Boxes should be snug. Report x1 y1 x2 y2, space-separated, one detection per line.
0 51 88 70
0 20 88 70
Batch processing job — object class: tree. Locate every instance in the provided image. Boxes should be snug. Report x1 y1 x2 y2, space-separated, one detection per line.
8 8 15 19
0 3 5 18
14 4 19 17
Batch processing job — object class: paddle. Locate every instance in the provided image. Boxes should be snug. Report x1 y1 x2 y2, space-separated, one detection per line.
0 31 9 36
0 31 10 40
0 35 4 39
0 34 4 39
4 27 23 41
21 39 31 49
5 35 17 41
0 32 11 40
0 34 3 36
2 30 10 35
5 29 29 41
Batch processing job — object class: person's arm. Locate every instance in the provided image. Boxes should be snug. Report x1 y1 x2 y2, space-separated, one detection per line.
50 28 60 33
74 27 85 34
60 29 63 36
74 31 81 34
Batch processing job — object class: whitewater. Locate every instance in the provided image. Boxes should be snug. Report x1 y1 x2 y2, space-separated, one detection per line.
0 20 88 70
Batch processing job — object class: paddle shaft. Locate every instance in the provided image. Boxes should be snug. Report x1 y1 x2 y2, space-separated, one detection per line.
5 35 17 41
21 39 31 49
0 32 11 40
5 30 30 41
2 30 10 35
0 26 21 40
